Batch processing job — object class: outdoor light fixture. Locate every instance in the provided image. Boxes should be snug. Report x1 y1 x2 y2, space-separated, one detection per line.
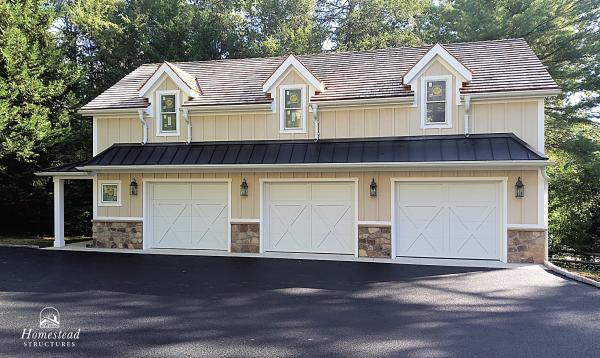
240 178 248 197
370 178 378 197
129 178 138 196
515 177 525 198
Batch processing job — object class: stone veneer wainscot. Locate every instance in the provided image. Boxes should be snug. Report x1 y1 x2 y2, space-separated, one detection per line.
93 221 143 249
231 223 260 253
507 229 546 263
358 226 392 258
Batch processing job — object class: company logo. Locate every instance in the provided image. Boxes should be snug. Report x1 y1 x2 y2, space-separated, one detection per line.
20 307 81 348
39 307 60 329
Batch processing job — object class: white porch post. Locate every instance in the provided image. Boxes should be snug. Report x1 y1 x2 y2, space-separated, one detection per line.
53 178 65 248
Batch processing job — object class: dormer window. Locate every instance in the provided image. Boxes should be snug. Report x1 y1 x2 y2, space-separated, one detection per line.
156 90 180 136
420 75 452 128
280 85 306 132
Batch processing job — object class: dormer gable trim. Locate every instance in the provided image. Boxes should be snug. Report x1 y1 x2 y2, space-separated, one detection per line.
404 44 472 85
138 62 201 98
262 55 323 93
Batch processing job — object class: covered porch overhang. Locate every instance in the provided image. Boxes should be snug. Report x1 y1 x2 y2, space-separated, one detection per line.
35 161 94 248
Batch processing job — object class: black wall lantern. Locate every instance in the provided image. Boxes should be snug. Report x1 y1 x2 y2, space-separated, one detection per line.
369 178 378 197
240 178 248 197
129 178 138 196
515 177 525 198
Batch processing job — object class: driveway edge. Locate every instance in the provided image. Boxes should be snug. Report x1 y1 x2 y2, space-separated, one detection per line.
544 261 600 288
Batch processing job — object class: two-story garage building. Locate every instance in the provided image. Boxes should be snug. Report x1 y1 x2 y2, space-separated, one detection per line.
39 38 560 265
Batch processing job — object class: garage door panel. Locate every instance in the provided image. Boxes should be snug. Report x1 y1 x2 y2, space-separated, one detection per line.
268 203 310 251
397 205 446 256
311 203 354 254
150 182 228 250
265 182 355 255
396 181 503 260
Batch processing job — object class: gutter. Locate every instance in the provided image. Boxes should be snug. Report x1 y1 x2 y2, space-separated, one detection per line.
77 160 551 172
183 103 272 114
313 96 414 109
466 89 561 101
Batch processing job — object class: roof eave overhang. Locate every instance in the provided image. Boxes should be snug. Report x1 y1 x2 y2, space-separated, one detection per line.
465 89 562 101
312 96 414 109
78 107 148 117
183 102 273 113
78 160 550 172
35 171 93 178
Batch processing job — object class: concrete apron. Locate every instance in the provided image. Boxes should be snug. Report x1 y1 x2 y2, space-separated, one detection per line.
44 244 533 269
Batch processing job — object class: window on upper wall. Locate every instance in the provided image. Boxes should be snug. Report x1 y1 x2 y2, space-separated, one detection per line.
421 76 452 128
280 85 306 132
156 90 179 136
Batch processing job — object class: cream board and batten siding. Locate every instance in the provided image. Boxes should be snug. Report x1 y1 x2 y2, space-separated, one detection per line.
95 170 540 225
94 59 543 153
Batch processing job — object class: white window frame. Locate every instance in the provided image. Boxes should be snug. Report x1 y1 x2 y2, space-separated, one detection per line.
98 180 122 207
279 84 307 133
420 75 452 129
156 90 180 136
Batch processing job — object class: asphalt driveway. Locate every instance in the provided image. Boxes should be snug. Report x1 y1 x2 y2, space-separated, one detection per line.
0 247 598 357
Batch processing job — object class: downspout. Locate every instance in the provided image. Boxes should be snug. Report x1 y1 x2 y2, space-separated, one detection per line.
311 103 320 141
463 95 471 137
138 109 148 145
181 108 191 144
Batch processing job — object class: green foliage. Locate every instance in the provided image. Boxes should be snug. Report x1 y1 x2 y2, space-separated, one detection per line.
0 0 90 235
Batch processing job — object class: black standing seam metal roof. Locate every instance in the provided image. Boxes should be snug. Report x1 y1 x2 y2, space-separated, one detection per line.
60 134 546 170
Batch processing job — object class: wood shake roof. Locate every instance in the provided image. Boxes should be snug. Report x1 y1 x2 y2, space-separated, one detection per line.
81 38 559 111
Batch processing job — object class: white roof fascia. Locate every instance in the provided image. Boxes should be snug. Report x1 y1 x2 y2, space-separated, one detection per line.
262 55 323 93
139 63 199 98
404 44 472 84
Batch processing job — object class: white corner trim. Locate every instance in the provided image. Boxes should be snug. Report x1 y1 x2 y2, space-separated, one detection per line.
92 117 98 156
263 55 323 93
98 180 122 207
139 63 199 98
538 98 545 154
279 84 307 133
155 90 181 137
420 75 453 129
404 44 472 84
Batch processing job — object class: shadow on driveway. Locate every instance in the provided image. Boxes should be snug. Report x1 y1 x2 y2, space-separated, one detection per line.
0 247 598 357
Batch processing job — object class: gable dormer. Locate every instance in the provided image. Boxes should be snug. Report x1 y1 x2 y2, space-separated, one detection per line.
139 62 200 137
263 55 323 133
403 44 472 129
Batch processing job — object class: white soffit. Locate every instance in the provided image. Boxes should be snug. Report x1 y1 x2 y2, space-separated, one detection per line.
139 62 201 98
262 54 323 93
404 44 472 84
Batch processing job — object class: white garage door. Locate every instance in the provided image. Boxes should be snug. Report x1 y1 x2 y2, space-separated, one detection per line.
264 182 355 255
395 181 503 260
149 182 228 250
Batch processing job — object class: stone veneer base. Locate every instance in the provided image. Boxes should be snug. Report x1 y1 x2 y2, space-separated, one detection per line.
507 229 546 263
231 223 260 253
358 226 391 258
92 221 143 249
